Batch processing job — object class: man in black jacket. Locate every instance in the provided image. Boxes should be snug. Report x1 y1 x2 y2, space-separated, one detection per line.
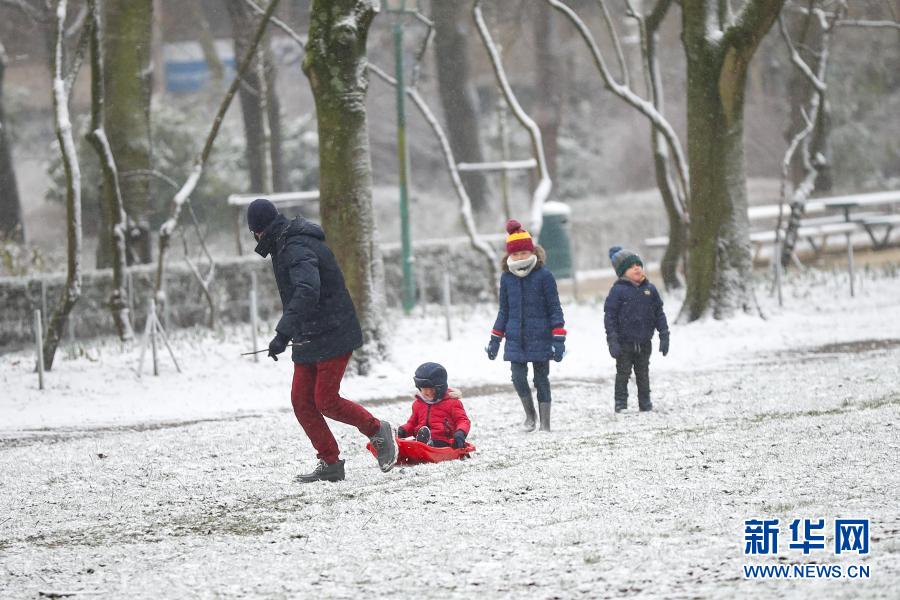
248 199 397 482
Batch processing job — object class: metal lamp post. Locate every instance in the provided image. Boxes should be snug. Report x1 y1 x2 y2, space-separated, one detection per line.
386 0 416 314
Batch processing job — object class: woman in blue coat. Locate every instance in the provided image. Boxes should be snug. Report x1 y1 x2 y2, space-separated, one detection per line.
486 220 566 432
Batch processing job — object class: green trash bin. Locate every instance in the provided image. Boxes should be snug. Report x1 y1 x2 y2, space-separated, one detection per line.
539 201 574 279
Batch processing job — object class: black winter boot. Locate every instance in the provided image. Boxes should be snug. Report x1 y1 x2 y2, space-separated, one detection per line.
296 459 345 483
520 395 537 431
538 402 551 432
416 425 432 445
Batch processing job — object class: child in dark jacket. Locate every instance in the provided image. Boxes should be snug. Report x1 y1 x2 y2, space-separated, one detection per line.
604 246 669 413
398 362 471 449
486 220 566 432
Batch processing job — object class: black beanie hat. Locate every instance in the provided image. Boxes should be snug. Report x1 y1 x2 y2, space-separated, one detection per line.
247 198 278 233
609 245 643 277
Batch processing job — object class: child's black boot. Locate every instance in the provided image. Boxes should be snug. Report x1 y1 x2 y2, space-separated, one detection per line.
538 402 551 432
416 425 432 445
519 394 537 431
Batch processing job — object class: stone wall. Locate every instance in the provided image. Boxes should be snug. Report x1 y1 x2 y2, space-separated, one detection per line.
0 235 506 351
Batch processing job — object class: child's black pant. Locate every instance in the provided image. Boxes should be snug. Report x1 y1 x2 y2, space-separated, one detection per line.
614 340 652 410
511 361 551 403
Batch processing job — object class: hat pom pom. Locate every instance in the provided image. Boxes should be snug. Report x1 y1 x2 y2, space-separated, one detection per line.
609 245 622 261
506 219 523 234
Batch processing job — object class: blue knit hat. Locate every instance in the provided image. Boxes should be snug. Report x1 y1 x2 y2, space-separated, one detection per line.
247 198 278 233
609 245 643 277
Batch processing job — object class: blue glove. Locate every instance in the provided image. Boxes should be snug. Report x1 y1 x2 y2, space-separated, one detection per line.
485 334 501 360
268 332 289 361
551 332 566 362
659 332 669 357
607 336 622 359
452 430 467 449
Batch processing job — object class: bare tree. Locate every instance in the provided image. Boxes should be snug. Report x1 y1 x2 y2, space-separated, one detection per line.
303 0 386 374
0 40 23 242
474 0 552 237
250 3 502 290
533 0 563 184
98 0 154 268
547 0 690 290
154 0 282 311
84 0 134 341
432 0 489 213
226 0 286 194
43 0 82 370
679 0 785 321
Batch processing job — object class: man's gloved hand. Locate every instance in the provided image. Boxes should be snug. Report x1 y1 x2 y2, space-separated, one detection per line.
659 332 670 357
268 332 290 361
607 335 622 359
485 335 501 360
397 426 408 439
452 430 467 449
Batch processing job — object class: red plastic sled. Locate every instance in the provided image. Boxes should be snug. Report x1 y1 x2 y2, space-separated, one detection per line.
366 438 476 465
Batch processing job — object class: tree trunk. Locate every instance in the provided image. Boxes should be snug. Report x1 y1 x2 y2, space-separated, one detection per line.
86 0 134 341
0 41 24 242
432 0 488 212
533 0 563 185
303 0 386 374
100 0 153 268
644 1 684 289
43 0 82 370
680 0 784 321
226 0 286 194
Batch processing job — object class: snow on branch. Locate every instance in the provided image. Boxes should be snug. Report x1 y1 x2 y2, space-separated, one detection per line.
778 14 825 93
548 0 689 220
474 0 552 238
722 0 786 53
597 0 630 88
155 0 281 296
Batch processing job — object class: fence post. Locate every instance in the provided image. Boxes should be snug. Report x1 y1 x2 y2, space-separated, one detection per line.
250 271 259 363
150 298 159 376
443 271 452 341
846 232 855 297
34 309 44 390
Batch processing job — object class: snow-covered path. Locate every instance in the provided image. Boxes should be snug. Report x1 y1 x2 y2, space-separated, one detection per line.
1 270 899 598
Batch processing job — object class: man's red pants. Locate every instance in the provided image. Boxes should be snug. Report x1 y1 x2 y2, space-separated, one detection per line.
290 352 380 464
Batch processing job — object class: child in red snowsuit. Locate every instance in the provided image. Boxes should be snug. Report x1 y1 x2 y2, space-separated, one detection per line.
397 362 471 448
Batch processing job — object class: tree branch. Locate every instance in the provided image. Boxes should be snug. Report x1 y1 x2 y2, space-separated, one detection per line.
723 0 786 54
549 0 689 220
474 0 552 237
155 0 282 296
597 0 630 88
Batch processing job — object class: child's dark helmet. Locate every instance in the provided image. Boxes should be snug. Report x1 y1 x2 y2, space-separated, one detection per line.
413 362 448 401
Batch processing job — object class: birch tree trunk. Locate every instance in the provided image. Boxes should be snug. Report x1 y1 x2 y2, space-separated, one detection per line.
432 0 488 213
43 0 82 370
303 0 386 374
226 0 286 193
680 0 784 321
0 41 24 242
99 0 153 268
534 0 563 184
85 0 134 341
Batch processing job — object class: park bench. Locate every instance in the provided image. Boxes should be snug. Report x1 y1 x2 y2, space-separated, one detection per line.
643 190 900 260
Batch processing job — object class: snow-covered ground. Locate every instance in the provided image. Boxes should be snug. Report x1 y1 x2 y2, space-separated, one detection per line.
1 268 899 598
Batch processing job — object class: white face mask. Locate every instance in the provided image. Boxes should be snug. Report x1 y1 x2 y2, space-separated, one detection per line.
507 254 538 277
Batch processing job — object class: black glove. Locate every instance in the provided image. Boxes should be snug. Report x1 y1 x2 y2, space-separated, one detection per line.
268 332 290 361
659 332 669 357
397 426 408 439
452 430 467 449
485 335 501 360
607 336 622 359
552 336 566 362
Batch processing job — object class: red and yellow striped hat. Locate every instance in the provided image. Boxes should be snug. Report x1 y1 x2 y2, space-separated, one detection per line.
505 219 534 254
